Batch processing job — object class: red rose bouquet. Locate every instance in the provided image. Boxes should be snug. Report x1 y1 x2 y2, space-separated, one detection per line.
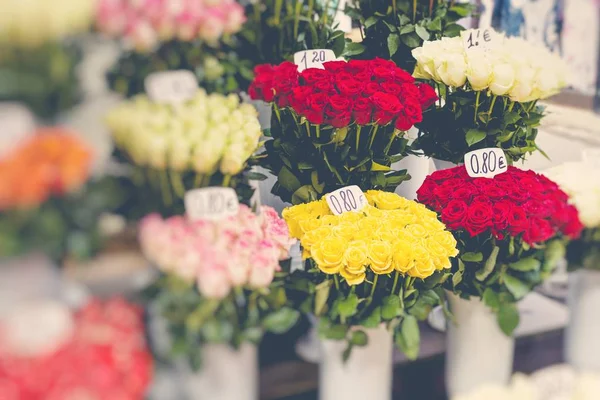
249 58 437 204
417 166 583 334
0 298 152 399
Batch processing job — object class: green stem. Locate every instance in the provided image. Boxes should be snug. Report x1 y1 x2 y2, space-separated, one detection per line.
316 125 321 139
508 101 515 112
222 174 232 187
366 275 379 306
194 173 203 187
273 105 282 123
305 121 311 138
307 0 314 17
384 129 398 155
474 91 481 123
392 0 397 14
391 271 400 294
170 170 186 197
274 0 283 25
293 0 301 38
412 0 417 22
159 169 173 206
487 95 498 125
333 275 340 291
323 0 331 24
369 125 379 148
355 125 362 152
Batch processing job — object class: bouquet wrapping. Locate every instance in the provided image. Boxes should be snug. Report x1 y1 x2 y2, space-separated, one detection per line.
412 30 568 164
544 162 600 271
417 166 582 333
249 58 438 204
106 89 261 219
0 298 152 399
139 205 299 365
283 191 458 358
0 130 119 261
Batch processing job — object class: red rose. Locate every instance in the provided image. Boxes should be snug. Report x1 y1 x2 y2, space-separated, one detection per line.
417 83 438 108
303 93 328 124
364 82 382 97
441 200 468 230
346 59 371 74
523 218 554 244
248 73 275 102
431 168 458 180
314 80 336 94
395 113 412 131
394 68 415 84
402 98 423 123
464 201 493 236
433 181 455 203
508 188 530 203
353 98 373 125
373 66 395 82
337 79 365 97
416 180 438 207
325 94 353 128
451 184 477 202
355 71 372 83
562 206 584 238
518 176 545 194
492 201 513 233
300 68 332 83
255 64 275 76
400 83 420 100
371 92 403 125
507 206 529 235
323 60 347 72
290 86 313 113
481 184 506 199
522 199 551 218
381 82 402 95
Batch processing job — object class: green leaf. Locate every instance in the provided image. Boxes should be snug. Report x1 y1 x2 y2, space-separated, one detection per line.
350 330 369 347
360 307 382 328
202 320 234 343
452 259 466 287
399 25 415 35
409 290 440 320
496 302 519 336
465 129 487 146
318 321 348 340
371 161 391 171
450 5 472 16
263 308 300 334
503 275 530 300
427 18 442 31
246 171 268 181
395 315 420 360
476 246 500 281
364 16 378 28
243 327 264 344
387 34 400 56
343 42 366 57
311 171 326 193
509 257 541 272
461 252 483 262
382 295 402 320
337 293 359 318
482 288 500 310
400 32 421 48
278 166 302 192
415 25 430 41
314 280 332 316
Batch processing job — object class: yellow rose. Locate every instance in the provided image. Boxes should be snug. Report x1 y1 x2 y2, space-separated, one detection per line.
307 199 332 217
420 216 446 232
368 241 394 274
408 244 435 279
311 236 346 274
392 240 414 273
357 216 381 232
426 239 449 259
340 267 366 285
406 223 428 238
395 230 417 244
363 206 384 218
365 190 409 210
320 214 340 227
299 217 322 233
432 255 451 270
339 211 362 224
301 226 334 255
344 241 369 271
333 223 357 241
433 231 459 257
388 211 418 227
408 201 429 215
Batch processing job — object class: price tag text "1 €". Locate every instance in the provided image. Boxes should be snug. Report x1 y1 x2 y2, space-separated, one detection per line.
462 28 501 52
184 187 240 221
464 148 507 179
325 185 368 215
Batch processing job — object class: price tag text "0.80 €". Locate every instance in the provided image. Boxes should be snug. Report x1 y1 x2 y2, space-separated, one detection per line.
184 187 240 221
464 148 507 179
325 185 368 215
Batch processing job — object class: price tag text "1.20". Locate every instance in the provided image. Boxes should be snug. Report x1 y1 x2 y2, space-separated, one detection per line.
294 49 336 73
184 187 240 221
325 185 368 215
464 148 507 179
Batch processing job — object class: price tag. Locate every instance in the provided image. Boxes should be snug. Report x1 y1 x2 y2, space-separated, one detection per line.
582 149 600 167
325 185 367 215
144 70 198 104
294 49 336 73
0 103 35 158
464 148 507 178
462 29 501 52
184 187 240 221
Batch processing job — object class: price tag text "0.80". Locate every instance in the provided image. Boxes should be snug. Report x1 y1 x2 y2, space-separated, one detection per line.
325 185 367 215
464 148 507 179
184 187 240 221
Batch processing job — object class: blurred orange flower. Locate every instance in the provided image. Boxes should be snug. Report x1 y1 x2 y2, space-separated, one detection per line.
0 128 92 210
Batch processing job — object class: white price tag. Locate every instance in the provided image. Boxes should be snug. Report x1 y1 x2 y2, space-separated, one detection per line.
144 70 198 104
325 185 367 215
462 29 502 52
582 149 600 167
0 103 35 158
464 148 507 178
184 187 240 221
294 49 336 73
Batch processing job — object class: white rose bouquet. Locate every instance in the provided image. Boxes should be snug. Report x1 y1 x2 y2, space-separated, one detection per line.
544 162 600 271
106 89 262 219
411 29 568 164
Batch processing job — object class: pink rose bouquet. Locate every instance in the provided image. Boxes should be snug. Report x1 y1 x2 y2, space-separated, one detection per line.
96 0 246 51
139 205 299 363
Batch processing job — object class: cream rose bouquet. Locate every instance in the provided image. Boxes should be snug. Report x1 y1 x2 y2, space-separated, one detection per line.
544 162 600 271
106 89 262 219
282 191 458 359
412 29 568 164
139 205 299 367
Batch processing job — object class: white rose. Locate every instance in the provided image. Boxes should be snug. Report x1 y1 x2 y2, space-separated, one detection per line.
168 136 191 171
220 144 248 175
436 53 467 88
466 51 493 91
490 63 516 96
147 135 168 169
508 66 535 102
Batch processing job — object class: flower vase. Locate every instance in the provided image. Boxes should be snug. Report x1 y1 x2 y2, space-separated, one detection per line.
180 343 258 400
445 291 515 397
565 269 600 372
319 325 393 400
432 158 458 172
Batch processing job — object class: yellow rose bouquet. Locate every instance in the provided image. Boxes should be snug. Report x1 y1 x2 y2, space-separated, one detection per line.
283 190 458 359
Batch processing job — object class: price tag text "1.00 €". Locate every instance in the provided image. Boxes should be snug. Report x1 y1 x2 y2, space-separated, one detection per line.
325 185 368 215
